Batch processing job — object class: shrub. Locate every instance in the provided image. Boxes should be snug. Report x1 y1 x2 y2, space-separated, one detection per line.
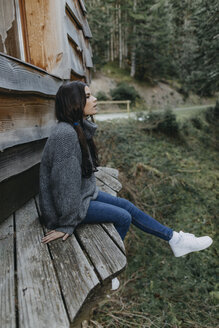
158 109 179 136
110 82 140 104
205 101 219 123
137 109 179 137
191 117 203 129
96 91 109 101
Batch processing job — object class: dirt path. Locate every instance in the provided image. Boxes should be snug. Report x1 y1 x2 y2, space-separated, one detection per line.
95 104 213 121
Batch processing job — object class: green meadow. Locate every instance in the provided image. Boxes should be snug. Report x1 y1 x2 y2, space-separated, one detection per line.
90 104 219 328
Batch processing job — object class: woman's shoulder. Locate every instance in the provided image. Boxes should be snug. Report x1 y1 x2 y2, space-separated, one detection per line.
46 122 79 151
51 121 76 136
43 122 80 161
49 122 77 142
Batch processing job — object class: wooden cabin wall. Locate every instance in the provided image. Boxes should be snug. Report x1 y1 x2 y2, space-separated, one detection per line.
0 0 94 222
23 0 69 77
22 0 93 82
0 53 62 224
0 0 93 81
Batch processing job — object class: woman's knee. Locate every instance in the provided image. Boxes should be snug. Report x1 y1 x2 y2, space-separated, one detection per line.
122 211 132 227
117 197 134 213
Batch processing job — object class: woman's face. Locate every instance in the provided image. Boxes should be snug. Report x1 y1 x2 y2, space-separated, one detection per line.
83 86 97 117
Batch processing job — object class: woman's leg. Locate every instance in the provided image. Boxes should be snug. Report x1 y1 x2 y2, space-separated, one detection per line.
81 200 132 240
94 191 213 257
95 191 173 241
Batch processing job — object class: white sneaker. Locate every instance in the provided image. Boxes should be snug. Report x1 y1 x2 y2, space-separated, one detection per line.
111 277 120 291
169 231 213 257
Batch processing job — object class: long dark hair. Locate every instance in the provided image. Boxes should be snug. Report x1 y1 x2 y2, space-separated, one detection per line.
55 81 99 178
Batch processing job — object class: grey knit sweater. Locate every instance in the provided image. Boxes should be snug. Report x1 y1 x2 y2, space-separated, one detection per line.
39 119 99 235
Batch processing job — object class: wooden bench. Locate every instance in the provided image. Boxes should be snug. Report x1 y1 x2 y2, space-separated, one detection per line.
0 166 127 328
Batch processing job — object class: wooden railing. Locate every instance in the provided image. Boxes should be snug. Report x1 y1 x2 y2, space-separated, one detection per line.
97 100 131 115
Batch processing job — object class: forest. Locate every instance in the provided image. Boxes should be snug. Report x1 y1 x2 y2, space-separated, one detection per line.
86 0 219 97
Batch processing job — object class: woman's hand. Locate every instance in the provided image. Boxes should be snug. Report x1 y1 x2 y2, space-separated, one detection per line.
41 230 69 244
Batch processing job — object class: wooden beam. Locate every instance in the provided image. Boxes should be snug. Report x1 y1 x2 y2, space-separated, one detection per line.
0 139 46 183
0 164 40 224
0 53 62 95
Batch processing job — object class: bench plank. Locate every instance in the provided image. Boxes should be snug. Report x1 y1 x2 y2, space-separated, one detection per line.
15 198 69 328
98 166 119 179
101 223 126 255
75 224 127 281
0 215 16 328
95 169 122 192
48 236 100 322
95 179 117 196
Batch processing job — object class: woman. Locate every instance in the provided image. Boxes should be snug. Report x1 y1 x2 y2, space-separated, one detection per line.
40 81 212 261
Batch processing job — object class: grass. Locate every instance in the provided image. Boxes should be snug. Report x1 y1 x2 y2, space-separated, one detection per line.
101 62 133 83
175 106 215 121
89 106 219 327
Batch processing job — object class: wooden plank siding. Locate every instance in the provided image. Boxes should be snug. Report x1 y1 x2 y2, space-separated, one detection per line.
72 0 92 38
65 0 93 81
0 53 61 223
19 0 93 80
79 30 93 68
66 0 83 29
65 9 82 50
78 0 87 14
0 53 62 95
68 38 85 77
0 1 93 80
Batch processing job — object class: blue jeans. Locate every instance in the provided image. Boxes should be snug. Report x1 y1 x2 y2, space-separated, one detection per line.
82 191 173 241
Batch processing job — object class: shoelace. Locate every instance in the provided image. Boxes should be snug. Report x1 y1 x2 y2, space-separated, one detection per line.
179 231 195 239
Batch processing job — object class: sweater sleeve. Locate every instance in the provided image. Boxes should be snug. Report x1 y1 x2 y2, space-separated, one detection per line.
50 129 83 235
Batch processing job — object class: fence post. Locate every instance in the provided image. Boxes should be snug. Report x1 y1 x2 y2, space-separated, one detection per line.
127 101 130 117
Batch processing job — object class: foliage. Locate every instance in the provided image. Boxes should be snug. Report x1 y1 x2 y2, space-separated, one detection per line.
95 91 109 101
90 106 219 327
85 0 219 96
110 82 140 104
170 0 219 96
137 108 180 137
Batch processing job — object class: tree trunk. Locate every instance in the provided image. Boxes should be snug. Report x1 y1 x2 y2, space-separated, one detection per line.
118 2 122 68
130 0 137 77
